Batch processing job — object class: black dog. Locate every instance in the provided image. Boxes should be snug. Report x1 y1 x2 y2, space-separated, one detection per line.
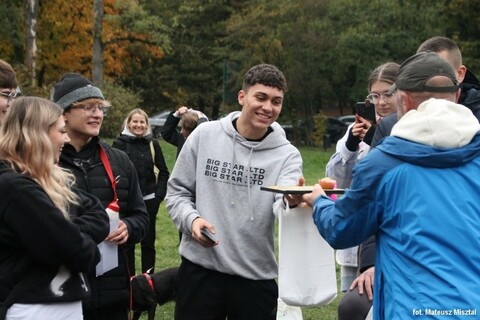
130 267 178 320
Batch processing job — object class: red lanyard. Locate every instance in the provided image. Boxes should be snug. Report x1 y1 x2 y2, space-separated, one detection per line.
99 145 118 202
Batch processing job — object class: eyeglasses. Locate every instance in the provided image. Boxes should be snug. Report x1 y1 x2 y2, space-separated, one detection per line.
71 103 110 116
0 91 19 105
366 91 396 104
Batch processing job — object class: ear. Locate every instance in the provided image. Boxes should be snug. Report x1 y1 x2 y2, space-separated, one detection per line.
238 90 245 106
401 91 415 113
456 65 467 83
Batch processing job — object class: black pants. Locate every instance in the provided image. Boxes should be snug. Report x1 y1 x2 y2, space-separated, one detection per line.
338 287 373 320
174 258 277 320
125 197 160 275
83 305 128 320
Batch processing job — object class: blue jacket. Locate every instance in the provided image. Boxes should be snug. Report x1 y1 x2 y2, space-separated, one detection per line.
312 100 480 319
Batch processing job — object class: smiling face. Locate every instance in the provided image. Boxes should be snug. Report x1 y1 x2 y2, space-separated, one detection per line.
63 98 104 147
48 115 70 164
236 83 284 140
128 113 148 137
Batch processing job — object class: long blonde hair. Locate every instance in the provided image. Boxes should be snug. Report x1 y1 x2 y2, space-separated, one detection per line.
0 96 79 217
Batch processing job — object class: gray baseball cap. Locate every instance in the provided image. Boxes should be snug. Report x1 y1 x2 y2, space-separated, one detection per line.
388 51 459 94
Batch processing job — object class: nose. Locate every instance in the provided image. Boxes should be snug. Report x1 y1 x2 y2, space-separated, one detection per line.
91 106 102 115
261 100 274 112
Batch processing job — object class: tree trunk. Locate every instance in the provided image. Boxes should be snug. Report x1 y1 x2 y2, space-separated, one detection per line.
92 0 104 87
25 0 39 87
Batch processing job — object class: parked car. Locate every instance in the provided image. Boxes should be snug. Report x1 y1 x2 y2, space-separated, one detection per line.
149 110 171 137
325 117 348 145
337 114 355 125
280 117 348 146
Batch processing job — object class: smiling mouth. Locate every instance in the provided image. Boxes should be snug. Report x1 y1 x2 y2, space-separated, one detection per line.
257 113 271 120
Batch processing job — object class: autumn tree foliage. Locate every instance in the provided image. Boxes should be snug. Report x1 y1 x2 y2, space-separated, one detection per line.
35 0 166 88
2 0 480 142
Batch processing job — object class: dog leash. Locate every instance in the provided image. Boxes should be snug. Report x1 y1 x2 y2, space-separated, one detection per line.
100 146 137 319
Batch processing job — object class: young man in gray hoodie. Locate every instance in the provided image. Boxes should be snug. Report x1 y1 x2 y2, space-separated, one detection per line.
166 64 303 320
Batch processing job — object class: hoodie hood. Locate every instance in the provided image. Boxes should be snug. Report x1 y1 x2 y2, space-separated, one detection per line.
378 98 480 168
218 111 290 151
391 98 479 148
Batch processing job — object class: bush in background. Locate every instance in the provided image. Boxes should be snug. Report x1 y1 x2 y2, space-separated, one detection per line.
100 80 143 139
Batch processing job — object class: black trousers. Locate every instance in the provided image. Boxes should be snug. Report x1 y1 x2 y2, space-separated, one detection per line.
125 197 161 275
338 287 373 320
174 258 278 320
83 305 128 320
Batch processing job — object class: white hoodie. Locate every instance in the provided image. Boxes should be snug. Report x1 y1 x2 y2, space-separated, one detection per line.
166 111 303 280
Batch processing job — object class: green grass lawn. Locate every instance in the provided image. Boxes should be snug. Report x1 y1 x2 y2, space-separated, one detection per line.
135 140 343 320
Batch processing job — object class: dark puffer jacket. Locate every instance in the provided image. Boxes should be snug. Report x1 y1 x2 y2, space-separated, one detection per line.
112 134 169 201
59 137 149 310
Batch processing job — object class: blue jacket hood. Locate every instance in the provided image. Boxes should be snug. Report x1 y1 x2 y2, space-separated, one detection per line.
378 134 480 168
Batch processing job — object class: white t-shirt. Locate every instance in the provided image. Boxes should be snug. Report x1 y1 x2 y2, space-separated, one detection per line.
6 301 83 320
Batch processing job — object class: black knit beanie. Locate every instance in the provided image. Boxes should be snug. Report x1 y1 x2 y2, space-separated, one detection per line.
53 73 104 109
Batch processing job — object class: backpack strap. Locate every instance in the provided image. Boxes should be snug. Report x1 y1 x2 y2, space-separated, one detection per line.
150 140 159 184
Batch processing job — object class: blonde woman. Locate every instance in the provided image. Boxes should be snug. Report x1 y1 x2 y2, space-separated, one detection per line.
112 108 169 274
0 97 109 320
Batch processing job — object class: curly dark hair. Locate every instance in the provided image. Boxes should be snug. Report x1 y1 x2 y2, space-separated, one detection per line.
242 64 287 93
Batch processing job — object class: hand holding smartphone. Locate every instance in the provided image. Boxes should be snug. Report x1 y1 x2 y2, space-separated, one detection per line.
356 101 376 124
201 228 217 244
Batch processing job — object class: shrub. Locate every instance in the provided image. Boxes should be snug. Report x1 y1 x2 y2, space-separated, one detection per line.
100 81 143 139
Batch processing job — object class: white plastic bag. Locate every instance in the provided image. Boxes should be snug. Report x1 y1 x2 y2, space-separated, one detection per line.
96 201 120 276
276 298 303 320
278 205 337 306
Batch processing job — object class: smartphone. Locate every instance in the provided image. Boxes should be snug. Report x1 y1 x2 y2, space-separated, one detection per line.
201 228 217 244
356 101 376 124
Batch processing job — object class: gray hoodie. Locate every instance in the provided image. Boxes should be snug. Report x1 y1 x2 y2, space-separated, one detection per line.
166 111 303 280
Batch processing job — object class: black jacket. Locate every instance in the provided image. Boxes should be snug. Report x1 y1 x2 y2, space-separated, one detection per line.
0 161 109 307
370 112 398 148
59 137 149 309
160 112 185 158
112 134 169 201
460 85 480 121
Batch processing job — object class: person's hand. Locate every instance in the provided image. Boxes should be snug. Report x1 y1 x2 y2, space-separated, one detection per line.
106 220 129 245
175 106 188 117
191 217 218 247
353 115 372 141
302 180 327 206
283 177 305 207
349 266 375 301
